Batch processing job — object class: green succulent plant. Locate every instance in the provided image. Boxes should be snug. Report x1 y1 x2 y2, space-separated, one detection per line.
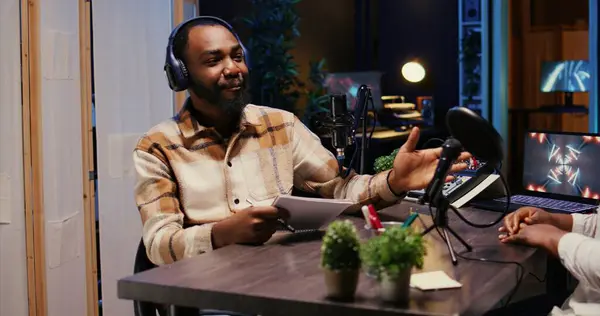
373 148 400 173
361 226 427 280
320 220 362 271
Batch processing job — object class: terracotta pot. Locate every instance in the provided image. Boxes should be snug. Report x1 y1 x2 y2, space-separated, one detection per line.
323 268 360 300
379 268 412 305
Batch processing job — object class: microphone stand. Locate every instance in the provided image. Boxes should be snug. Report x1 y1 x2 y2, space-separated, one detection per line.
357 88 371 174
421 188 473 266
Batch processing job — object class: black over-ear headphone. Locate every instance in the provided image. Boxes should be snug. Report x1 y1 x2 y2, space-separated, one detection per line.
164 16 249 92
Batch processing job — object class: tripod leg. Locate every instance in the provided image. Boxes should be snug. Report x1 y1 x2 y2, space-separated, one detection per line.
441 228 458 265
446 226 473 252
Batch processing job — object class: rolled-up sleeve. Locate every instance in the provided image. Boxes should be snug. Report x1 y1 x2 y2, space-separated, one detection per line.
133 137 214 265
290 115 403 209
570 213 599 237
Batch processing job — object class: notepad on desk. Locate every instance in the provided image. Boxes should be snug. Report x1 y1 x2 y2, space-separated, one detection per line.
410 271 462 291
272 195 353 231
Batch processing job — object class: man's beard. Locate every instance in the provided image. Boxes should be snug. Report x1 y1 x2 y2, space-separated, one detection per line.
188 75 251 127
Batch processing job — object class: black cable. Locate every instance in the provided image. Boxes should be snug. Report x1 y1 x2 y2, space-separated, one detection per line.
425 203 525 308
456 251 525 307
423 162 525 308
421 137 445 149
529 271 546 283
448 166 511 228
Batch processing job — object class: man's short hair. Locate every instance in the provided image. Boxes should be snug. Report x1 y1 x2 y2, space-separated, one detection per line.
172 18 233 64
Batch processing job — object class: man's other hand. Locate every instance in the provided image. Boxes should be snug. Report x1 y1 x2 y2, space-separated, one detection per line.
212 206 286 249
388 127 471 192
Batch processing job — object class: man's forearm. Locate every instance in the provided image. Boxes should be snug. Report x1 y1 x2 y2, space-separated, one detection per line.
550 213 574 232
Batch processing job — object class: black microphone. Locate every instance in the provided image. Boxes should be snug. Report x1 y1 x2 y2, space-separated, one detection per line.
419 138 463 206
329 94 353 174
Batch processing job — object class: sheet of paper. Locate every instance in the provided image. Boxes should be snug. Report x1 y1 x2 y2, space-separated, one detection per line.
410 271 462 291
0 173 11 224
272 195 353 230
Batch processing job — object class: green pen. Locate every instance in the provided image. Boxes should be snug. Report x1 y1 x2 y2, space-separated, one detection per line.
402 213 419 228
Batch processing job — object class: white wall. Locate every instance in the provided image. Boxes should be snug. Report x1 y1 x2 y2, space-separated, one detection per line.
92 1 173 315
0 1 29 315
39 0 88 315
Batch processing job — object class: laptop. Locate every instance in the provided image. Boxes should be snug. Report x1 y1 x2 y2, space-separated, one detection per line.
470 131 600 214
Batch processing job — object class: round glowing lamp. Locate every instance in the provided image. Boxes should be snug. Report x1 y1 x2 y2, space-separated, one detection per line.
401 61 426 83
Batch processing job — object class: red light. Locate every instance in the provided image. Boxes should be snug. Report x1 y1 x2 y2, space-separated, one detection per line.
582 187 600 199
530 133 546 143
527 184 546 192
582 136 600 143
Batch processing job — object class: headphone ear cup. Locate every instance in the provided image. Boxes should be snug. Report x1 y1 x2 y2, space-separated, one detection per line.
165 58 189 92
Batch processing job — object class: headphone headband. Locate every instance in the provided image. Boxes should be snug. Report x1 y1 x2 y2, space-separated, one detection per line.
164 15 247 92
167 16 237 47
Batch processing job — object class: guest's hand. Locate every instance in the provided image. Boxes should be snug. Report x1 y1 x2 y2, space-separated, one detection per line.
499 223 566 257
499 207 553 235
387 127 471 192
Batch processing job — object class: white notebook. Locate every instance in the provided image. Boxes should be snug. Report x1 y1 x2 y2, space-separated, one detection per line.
410 271 462 291
272 195 353 230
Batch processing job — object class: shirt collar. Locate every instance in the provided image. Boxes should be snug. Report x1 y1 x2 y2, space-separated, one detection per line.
175 98 262 139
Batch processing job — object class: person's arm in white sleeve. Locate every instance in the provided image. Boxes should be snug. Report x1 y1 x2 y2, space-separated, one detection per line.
557 214 600 288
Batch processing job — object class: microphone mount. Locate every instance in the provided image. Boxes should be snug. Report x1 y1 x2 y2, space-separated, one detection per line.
419 106 510 266
418 138 472 266
355 85 373 174
318 85 376 177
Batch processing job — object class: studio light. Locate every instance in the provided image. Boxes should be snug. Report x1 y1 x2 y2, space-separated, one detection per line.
401 61 426 83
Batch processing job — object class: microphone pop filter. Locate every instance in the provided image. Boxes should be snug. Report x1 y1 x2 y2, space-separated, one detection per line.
445 106 504 165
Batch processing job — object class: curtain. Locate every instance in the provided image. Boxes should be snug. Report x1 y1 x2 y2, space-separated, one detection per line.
93 0 173 315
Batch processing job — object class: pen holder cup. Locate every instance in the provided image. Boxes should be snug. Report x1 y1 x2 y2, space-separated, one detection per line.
364 221 404 238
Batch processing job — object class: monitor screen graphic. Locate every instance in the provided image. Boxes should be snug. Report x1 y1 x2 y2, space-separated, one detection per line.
540 60 590 93
523 132 600 199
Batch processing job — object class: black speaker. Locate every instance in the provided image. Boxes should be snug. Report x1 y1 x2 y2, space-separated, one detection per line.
463 0 481 22
420 97 434 125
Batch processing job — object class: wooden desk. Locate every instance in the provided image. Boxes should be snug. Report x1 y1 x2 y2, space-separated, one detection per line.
117 203 544 316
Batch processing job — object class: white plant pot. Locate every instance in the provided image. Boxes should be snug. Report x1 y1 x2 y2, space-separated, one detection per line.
379 268 412 305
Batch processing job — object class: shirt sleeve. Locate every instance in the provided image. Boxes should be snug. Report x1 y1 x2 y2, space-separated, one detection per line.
133 137 214 266
570 213 599 238
557 230 600 288
290 116 403 209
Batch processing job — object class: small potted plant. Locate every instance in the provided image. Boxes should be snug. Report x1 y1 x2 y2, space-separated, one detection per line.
361 226 427 305
320 220 362 301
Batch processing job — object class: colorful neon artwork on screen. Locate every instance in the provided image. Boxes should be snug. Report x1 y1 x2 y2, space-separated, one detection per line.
523 132 600 199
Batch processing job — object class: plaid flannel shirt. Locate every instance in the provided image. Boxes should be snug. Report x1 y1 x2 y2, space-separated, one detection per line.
133 102 402 265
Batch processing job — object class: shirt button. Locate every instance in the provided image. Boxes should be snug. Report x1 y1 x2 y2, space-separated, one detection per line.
227 161 232 167
234 198 239 204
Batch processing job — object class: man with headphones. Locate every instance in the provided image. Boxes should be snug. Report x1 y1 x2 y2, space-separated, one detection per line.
133 16 470 266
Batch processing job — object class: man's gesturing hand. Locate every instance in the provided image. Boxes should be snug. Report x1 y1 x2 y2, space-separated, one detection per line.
212 206 287 249
388 127 471 192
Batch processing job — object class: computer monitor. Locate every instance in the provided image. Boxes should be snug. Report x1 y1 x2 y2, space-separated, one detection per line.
540 60 590 93
539 60 590 108
324 71 383 112
522 131 600 199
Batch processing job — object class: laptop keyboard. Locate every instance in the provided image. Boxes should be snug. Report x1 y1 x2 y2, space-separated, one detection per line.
493 195 596 213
